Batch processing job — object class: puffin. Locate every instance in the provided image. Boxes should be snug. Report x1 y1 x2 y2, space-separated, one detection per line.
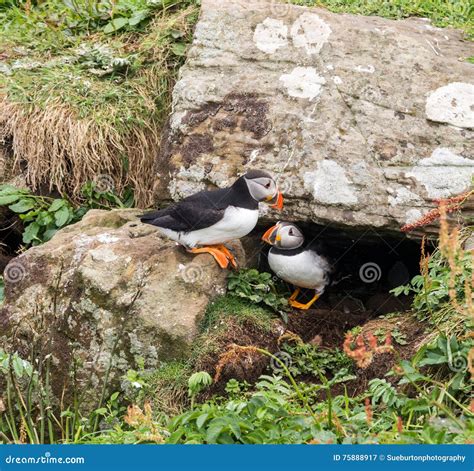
141 170 283 269
262 221 332 310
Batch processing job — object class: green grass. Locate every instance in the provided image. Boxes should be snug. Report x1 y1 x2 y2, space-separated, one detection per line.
0 1 198 129
292 0 473 38
0 1 198 206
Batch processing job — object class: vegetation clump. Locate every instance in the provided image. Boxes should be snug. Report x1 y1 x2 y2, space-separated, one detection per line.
0 0 199 206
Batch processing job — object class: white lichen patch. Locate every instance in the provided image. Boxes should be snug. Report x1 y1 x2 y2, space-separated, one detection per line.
89 246 119 263
388 187 422 206
355 65 375 74
405 209 423 225
169 164 207 200
97 233 120 244
291 12 331 55
254 18 288 54
279 67 326 100
425 82 474 128
333 76 342 85
304 160 358 205
406 148 474 199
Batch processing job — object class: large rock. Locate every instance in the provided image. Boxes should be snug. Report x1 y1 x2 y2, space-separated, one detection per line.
0 209 243 411
156 0 473 235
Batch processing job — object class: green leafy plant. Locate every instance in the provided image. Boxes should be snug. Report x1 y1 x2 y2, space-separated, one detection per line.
279 341 354 379
227 269 289 311
374 327 408 345
187 371 212 408
0 185 80 246
391 246 471 316
0 182 134 247
413 334 472 394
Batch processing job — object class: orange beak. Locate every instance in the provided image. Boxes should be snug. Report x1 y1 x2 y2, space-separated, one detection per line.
268 190 284 210
262 224 280 245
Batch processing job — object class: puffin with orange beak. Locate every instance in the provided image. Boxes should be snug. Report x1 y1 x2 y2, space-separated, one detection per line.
262 221 332 310
141 170 283 269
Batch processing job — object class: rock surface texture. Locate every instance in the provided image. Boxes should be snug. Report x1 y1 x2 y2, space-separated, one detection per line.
157 0 473 235
0 209 242 411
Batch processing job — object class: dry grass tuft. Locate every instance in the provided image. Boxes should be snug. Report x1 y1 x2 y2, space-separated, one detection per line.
0 95 159 206
214 344 262 383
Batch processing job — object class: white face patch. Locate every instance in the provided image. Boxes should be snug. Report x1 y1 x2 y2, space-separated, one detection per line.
279 67 326 100
406 148 474 199
254 18 288 54
425 82 474 128
291 12 331 55
304 160 358 205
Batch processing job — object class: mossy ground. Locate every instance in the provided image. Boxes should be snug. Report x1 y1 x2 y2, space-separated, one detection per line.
141 296 279 413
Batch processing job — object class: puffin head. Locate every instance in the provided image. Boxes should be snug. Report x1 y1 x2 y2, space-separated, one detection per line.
242 170 283 210
262 221 304 249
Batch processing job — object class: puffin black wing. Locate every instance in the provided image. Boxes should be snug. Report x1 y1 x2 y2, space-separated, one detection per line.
140 188 231 232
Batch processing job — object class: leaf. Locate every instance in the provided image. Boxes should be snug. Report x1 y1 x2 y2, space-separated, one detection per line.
171 42 187 56
12 356 24 378
36 211 54 227
42 228 58 242
23 222 40 244
48 199 66 212
110 391 120 402
0 194 20 205
128 10 149 26
196 413 209 429
103 17 129 34
205 424 224 444
54 206 71 227
9 199 36 213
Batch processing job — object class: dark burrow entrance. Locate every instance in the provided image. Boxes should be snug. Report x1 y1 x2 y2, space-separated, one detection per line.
252 221 426 344
0 207 22 273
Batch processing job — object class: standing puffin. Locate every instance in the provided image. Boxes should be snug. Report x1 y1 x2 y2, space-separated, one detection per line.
262 221 332 310
141 170 283 269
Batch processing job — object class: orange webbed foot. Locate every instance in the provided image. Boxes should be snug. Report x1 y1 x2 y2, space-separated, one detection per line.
289 291 321 311
188 246 230 269
215 244 238 269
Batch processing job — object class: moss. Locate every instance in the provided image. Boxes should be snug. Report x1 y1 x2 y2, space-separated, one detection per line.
155 330 192 363
190 296 281 387
145 360 191 416
199 295 275 334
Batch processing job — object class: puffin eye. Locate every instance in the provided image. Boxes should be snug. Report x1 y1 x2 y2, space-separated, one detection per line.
265 182 271 189
289 229 293 236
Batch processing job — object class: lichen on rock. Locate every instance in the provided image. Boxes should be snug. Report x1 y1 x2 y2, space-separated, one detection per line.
156 0 473 235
